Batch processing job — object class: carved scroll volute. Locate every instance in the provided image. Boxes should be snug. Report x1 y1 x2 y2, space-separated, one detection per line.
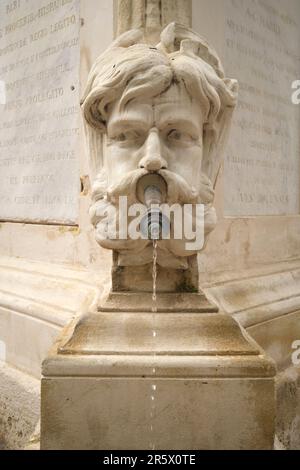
116 0 192 43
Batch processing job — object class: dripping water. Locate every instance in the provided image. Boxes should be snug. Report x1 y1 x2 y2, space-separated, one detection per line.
149 239 158 450
152 239 158 313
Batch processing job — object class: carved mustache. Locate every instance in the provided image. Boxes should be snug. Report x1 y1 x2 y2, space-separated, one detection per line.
99 169 214 206
90 167 217 247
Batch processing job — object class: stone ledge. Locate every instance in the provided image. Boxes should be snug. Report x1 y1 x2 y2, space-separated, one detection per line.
202 261 300 370
59 312 259 356
43 305 276 379
99 291 218 313
248 310 300 371
203 260 300 328
43 353 276 379
0 255 102 323
0 256 105 377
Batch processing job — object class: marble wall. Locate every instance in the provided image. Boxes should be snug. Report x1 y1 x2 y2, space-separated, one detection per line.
0 0 114 271
224 0 300 216
0 0 299 276
0 0 80 224
192 0 300 278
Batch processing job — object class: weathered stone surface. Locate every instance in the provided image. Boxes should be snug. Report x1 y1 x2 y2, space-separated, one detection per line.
223 0 300 216
59 312 259 356
201 261 300 370
276 366 300 450
116 0 192 42
82 22 237 274
99 291 218 312
41 295 276 449
41 374 275 450
0 361 39 450
40 8 277 450
0 255 104 378
0 0 81 224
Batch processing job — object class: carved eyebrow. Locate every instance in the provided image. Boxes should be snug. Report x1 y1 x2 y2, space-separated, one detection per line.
160 119 200 135
107 118 149 133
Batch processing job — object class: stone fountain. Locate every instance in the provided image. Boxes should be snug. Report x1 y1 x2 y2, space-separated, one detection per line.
41 22 275 450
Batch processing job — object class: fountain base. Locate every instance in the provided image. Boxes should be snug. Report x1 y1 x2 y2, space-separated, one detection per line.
41 292 276 449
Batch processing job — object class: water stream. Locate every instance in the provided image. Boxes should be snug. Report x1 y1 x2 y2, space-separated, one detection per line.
152 239 158 314
149 239 158 450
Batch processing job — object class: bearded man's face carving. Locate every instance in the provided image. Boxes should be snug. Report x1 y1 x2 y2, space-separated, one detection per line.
106 84 203 190
82 23 238 269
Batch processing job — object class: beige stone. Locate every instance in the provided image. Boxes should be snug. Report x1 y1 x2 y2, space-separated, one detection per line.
276 366 300 450
201 260 300 370
2 0 296 450
0 0 81 224
116 0 192 42
40 13 277 451
0 255 106 377
41 293 276 449
41 375 275 450
0 361 39 450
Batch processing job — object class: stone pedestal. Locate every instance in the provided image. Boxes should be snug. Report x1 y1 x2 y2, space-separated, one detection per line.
41 292 276 449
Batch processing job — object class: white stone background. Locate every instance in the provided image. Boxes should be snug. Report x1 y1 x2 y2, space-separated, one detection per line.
0 0 81 224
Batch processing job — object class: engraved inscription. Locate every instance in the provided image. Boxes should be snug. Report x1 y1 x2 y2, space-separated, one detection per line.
0 0 80 224
224 0 300 216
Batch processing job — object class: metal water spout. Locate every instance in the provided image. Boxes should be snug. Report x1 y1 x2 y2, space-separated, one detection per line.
136 174 169 240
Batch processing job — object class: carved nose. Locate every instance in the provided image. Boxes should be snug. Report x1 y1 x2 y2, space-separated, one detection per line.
139 155 167 171
139 129 167 171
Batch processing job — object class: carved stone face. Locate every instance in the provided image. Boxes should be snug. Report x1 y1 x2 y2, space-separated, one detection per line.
82 24 238 269
92 82 215 268
105 84 204 191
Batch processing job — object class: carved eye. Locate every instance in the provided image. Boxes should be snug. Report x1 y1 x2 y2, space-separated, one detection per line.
168 129 182 141
167 129 194 143
114 130 141 143
114 133 126 142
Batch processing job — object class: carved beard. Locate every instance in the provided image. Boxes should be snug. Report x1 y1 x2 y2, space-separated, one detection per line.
89 168 217 269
